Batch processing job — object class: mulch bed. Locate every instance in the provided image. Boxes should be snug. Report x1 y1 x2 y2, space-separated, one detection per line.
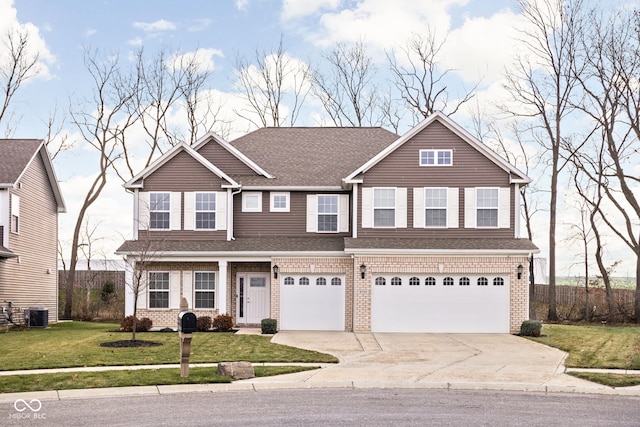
99 340 163 348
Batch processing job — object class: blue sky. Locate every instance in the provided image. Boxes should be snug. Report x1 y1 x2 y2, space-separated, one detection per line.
5 0 628 278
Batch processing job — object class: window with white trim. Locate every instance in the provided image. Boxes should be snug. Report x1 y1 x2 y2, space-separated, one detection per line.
425 188 447 227
148 272 169 308
317 195 338 232
150 192 170 230
270 192 290 212
10 194 19 234
374 188 395 227
194 272 215 308
420 149 452 166
196 192 216 229
242 192 262 212
477 188 498 227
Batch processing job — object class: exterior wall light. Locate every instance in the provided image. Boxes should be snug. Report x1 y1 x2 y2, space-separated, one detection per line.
360 263 366 279
273 264 279 279
517 264 524 280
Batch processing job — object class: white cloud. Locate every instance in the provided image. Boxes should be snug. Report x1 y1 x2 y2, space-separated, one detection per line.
187 19 211 32
168 48 224 73
85 28 96 37
127 36 143 47
281 0 341 20
132 19 177 32
236 0 249 11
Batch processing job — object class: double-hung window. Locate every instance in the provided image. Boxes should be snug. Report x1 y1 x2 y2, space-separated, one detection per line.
420 149 452 166
317 195 338 232
194 272 215 308
425 188 447 227
150 193 170 230
10 194 19 233
148 272 169 308
374 188 395 227
477 188 498 227
196 192 216 229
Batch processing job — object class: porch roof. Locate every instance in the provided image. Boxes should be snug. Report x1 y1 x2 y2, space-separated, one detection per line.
344 237 539 253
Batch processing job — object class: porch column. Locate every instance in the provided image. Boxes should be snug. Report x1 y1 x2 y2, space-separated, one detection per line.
124 257 134 316
218 260 228 314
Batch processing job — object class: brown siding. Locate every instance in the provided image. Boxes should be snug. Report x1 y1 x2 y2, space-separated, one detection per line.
358 120 515 238
143 151 229 191
0 152 59 321
197 141 257 176
233 191 351 238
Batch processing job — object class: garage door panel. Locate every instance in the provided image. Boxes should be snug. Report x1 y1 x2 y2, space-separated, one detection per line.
371 275 509 333
281 275 345 331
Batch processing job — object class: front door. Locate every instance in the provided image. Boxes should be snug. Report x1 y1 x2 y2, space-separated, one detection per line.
236 273 270 324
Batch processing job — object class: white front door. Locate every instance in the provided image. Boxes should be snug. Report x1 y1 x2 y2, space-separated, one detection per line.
236 273 270 324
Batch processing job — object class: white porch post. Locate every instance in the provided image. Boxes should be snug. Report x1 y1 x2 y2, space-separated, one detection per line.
218 260 228 314
124 257 134 316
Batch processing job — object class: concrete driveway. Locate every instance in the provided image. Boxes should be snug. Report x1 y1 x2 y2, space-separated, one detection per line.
262 332 597 391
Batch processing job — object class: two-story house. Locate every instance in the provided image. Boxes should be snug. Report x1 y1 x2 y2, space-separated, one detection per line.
0 139 66 322
116 112 538 333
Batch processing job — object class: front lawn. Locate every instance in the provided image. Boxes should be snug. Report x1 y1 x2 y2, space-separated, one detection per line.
0 321 338 371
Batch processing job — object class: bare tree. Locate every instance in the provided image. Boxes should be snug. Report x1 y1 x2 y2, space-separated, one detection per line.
0 29 40 135
388 31 479 123
63 49 141 319
312 41 383 127
502 0 587 321
234 37 310 127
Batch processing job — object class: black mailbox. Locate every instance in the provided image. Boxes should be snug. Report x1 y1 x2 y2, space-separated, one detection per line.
178 311 197 333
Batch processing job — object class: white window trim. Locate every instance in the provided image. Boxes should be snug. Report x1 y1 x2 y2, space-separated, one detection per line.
193 271 216 309
419 149 453 166
270 192 290 212
195 192 217 230
476 187 499 229
10 193 19 234
424 187 448 228
373 187 396 228
464 187 510 229
148 271 170 309
149 192 171 231
242 192 262 212
317 194 339 233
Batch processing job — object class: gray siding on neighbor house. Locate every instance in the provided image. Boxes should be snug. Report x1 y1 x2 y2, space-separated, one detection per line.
197 140 258 176
233 191 351 238
358 120 515 238
0 152 59 320
142 151 231 191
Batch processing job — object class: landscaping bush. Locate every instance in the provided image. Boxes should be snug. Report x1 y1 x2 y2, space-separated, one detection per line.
197 316 212 332
261 318 277 334
120 316 153 332
212 313 234 331
520 320 542 337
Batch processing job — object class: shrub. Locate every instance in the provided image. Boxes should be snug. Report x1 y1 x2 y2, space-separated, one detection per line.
197 316 212 332
100 281 116 303
261 318 277 334
520 320 542 337
212 313 234 331
120 315 153 332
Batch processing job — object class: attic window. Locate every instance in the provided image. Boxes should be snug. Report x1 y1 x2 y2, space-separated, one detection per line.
242 192 262 212
420 149 452 166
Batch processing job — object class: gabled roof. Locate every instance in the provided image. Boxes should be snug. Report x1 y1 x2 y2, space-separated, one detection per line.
124 142 241 189
192 132 274 178
229 127 399 187
0 139 66 213
344 112 531 184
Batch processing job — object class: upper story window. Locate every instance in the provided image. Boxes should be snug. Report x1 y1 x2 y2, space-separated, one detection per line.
242 192 262 212
196 192 216 229
10 194 19 234
148 271 169 308
150 192 170 230
270 192 290 212
317 195 338 232
374 188 395 227
477 188 499 227
194 272 215 308
425 188 447 227
420 149 452 166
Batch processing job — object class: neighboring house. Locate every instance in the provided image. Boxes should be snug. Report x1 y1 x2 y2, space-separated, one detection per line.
0 140 66 322
116 112 538 333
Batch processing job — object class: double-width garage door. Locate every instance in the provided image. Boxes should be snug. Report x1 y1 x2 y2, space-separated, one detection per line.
280 275 345 331
371 275 510 333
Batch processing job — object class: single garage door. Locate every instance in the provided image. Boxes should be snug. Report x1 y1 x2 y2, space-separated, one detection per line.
280 274 345 331
371 275 509 333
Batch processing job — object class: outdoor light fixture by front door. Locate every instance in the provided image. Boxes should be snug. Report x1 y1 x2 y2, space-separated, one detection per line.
272 265 279 279
360 263 366 279
517 264 524 280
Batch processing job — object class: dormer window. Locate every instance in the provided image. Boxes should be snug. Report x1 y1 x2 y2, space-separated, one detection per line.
420 149 452 166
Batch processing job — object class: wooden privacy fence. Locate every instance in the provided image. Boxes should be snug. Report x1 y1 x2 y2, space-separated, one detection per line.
58 270 125 292
533 284 636 321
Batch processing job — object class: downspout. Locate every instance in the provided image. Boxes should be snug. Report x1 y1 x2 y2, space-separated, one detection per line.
229 188 242 240
351 254 355 332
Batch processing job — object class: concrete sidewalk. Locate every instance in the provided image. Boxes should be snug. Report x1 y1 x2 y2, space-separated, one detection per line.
1 331 639 403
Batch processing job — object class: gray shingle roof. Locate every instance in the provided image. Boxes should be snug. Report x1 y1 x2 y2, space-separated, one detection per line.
0 139 42 184
229 127 399 187
344 237 539 252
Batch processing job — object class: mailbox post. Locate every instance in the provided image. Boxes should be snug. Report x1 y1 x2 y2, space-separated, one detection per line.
178 309 197 377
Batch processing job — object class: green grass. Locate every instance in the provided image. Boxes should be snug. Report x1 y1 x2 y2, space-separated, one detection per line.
0 366 318 394
527 324 640 369
0 321 338 371
568 372 640 388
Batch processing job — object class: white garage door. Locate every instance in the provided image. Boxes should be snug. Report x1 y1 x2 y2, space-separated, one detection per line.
371 275 510 333
280 274 345 331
